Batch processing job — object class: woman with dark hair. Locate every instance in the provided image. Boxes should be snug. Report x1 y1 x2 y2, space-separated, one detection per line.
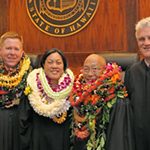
20 48 74 150
40 48 68 70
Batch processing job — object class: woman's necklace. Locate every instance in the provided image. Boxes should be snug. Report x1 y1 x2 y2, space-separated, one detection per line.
26 68 74 124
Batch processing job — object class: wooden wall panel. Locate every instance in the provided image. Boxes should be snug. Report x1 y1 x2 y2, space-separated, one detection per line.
0 0 9 35
138 0 150 19
8 0 136 54
3 0 150 54
125 0 138 51
0 0 149 73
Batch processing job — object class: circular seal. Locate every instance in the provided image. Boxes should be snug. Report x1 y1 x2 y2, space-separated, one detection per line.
26 0 99 37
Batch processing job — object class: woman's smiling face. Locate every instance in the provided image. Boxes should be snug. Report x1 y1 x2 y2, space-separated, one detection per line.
43 52 64 82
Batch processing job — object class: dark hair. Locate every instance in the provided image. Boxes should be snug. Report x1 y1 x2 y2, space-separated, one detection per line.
40 48 68 71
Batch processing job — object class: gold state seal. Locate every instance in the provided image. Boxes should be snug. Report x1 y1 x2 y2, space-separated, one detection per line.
26 0 99 37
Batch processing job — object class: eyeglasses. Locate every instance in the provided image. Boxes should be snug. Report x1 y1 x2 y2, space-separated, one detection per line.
83 67 101 74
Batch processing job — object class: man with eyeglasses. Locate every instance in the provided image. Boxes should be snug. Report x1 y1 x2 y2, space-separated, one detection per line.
82 54 106 83
70 54 134 150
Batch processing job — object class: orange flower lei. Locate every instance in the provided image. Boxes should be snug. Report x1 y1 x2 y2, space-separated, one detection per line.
70 63 128 149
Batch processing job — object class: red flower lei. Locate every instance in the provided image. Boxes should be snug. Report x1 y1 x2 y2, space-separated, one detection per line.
70 63 128 149
70 63 127 107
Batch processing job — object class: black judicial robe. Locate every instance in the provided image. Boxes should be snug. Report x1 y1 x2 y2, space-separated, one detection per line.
105 98 134 150
19 97 71 150
125 60 150 150
0 106 20 150
73 98 134 150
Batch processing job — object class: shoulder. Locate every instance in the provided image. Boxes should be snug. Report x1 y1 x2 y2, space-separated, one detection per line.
126 61 144 73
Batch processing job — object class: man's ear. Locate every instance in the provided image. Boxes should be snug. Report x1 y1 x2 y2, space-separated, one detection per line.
0 48 2 62
21 50 24 56
0 48 2 57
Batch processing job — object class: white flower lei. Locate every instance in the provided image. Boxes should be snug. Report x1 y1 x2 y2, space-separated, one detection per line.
27 68 74 118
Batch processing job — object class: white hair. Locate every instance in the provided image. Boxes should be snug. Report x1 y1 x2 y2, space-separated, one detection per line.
135 17 150 38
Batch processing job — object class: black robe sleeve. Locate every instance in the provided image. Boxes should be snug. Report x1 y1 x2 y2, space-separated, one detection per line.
105 98 135 150
19 96 33 150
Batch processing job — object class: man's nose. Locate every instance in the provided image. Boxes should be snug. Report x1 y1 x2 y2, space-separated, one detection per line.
10 49 16 54
88 69 94 75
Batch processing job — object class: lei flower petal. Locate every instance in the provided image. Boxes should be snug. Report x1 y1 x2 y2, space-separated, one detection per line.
70 63 128 149
40 68 74 99
0 55 31 108
26 68 74 122
0 55 30 88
